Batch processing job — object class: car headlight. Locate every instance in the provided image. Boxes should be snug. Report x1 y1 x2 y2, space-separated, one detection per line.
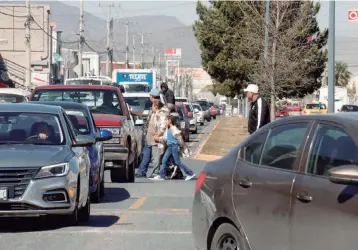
35 163 69 179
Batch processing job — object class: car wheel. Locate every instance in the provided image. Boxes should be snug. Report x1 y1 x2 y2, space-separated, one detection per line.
100 178 105 197
200 122 204 126
90 172 101 203
210 223 244 250
127 153 136 183
110 164 126 183
78 195 91 223
213 115 216 120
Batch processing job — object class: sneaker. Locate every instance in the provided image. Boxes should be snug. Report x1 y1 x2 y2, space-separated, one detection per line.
148 175 165 181
170 166 178 179
185 174 196 181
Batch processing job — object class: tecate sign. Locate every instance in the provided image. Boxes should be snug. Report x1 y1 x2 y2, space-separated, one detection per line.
348 9 358 22
116 72 154 88
165 48 182 57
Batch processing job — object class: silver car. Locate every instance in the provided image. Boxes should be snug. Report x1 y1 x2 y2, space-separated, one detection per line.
0 103 94 225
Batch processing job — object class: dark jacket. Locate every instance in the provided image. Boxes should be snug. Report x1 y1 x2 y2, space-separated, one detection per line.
248 96 270 134
163 88 175 104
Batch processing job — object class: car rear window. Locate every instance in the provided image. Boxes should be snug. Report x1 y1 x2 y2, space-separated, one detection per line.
342 105 358 111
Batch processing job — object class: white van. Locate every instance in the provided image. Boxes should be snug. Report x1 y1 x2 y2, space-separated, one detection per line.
0 88 31 103
65 77 112 86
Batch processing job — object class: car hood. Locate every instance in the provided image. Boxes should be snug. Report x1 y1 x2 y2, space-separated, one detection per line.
0 145 71 168
92 114 126 126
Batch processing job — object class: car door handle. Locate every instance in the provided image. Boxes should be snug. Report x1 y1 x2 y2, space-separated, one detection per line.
238 179 252 188
296 192 312 203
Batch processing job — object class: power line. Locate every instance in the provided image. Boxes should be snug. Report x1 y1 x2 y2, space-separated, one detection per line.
0 11 26 18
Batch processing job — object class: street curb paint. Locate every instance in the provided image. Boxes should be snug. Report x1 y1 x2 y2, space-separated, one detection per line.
194 119 221 159
194 154 222 161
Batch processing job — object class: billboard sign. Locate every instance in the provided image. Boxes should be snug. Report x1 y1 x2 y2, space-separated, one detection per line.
348 9 358 22
165 48 181 59
116 72 154 88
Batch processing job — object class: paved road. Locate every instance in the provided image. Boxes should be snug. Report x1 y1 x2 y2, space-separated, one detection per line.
0 119 218 250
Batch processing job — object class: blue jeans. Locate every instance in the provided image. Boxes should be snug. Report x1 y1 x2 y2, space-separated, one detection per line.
160 144 194 178
137 143 152 176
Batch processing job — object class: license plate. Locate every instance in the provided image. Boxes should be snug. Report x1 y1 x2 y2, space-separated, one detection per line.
0 187 8 200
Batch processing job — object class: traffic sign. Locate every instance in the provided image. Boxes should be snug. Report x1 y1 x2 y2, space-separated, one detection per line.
348 9 358 22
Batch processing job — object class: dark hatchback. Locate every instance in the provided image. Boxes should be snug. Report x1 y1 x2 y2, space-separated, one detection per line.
193 113 358 250
339 104 358 112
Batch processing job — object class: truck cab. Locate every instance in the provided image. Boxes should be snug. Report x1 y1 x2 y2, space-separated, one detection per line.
30 85 143 183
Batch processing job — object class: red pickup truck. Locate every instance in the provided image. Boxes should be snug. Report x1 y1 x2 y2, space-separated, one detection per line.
30 85 141 183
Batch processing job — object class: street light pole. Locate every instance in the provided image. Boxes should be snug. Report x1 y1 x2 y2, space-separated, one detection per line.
328 0 336 113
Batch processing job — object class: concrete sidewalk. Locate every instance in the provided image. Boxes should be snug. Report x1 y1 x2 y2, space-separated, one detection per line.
195 117 248 161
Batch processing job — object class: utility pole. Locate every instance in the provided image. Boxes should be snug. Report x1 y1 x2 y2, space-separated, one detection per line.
152 46 155 68
158 49 161 79
132 33 136 69
124 21 130 69
78 0 84 77
328 0 336 113
106 7 113 77
25 0 31 91
140 33 144 69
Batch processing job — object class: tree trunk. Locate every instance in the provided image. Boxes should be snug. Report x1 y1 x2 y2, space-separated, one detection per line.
270 4 280 121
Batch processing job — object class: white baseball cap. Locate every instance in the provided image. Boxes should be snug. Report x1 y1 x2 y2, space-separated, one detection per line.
244 84 259 94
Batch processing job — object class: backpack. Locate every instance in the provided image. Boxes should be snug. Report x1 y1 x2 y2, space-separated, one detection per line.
166 165 184 179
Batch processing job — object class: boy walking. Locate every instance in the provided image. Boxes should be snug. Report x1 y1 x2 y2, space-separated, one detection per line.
151 115 196 181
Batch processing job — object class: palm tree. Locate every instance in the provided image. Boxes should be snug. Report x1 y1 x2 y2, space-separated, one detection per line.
335 61 352 87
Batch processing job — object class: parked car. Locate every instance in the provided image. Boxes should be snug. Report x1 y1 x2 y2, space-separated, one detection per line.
193 113 358 250
275 106 289 117
0 103 93 224
302 103 327 115
30 85 143 183
184 102 197 134
287 101 302 116
29 101 113 203
176 105 190 142
192 103 205 126
194 101 211 122
339 104 358 112
0 88 31 103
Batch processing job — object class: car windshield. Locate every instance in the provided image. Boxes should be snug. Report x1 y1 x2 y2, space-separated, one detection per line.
343 105 358 111
66 79 101 85
65 110 91 135
0 94 26 103
123 84 150 93
124 97 152 110
0 112 64 145
193 104 202 111
32 89 123 116
185 104 193 112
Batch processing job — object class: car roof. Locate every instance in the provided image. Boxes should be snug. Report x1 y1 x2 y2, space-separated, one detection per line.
273 113 358 125
34 84 118 91
30 101 89 111
0 103 62 114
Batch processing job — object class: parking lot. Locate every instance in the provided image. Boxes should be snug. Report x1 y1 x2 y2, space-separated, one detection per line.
0 120 216 250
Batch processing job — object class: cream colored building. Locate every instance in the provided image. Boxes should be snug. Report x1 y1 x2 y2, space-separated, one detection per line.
0 4 51 88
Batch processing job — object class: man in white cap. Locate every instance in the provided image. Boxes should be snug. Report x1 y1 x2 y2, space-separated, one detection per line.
244 84 270 134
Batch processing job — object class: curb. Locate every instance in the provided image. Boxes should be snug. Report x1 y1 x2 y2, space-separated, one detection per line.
194 118 221 160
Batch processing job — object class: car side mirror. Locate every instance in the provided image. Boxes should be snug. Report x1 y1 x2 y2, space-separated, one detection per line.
97 129 113 142
135 119 144 126
73 135 96 147
328 165 358 185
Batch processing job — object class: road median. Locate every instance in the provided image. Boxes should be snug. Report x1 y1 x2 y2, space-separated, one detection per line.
195 116 248 161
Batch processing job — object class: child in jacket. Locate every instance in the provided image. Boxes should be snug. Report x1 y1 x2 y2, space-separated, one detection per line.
151 115 196 181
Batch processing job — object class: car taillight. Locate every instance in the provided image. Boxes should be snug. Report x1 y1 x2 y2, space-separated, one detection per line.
195 172 207 193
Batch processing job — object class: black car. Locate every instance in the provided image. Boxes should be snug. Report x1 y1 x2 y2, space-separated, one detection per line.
176 106 190 142
339 104 358 112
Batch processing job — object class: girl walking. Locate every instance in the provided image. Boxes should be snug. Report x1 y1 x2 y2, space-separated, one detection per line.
151 115 196 181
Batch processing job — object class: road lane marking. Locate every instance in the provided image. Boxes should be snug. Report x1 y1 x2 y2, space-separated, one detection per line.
129 197 146 209
115 212 129 225
156 209 190 213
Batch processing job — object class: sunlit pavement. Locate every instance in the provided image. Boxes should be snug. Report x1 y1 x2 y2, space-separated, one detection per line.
0 119 218 250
